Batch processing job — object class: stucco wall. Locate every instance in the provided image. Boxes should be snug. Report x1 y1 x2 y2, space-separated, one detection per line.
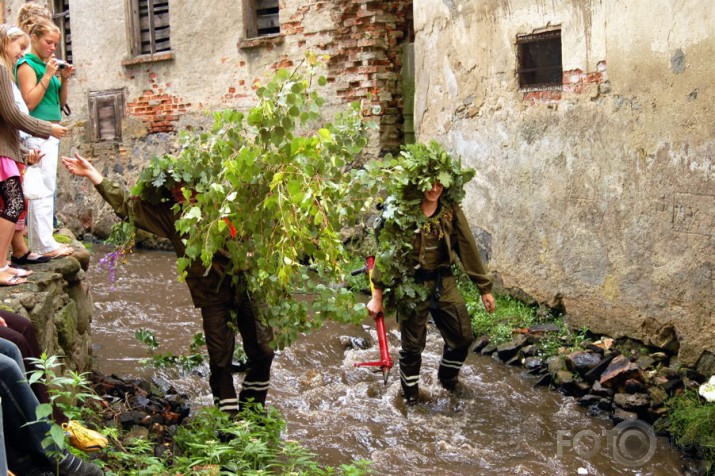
414 0 714 369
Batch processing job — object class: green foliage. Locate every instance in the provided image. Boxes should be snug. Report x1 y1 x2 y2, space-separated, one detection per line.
570 325 591 349
364 142 476 314
25 356 369 475
666 390 715 471
380 141 475 206
462 284 538 345
130 54 381 349
462 282 581 357
103 406 370 475
135 328 206 372
344 255 371 294
105 219 137 249
26 353 105 453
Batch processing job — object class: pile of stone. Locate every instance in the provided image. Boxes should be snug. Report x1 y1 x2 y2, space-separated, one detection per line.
474 326 706 426
91 371 191 457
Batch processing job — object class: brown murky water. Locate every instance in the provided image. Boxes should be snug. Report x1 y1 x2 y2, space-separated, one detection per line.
89 245 686 475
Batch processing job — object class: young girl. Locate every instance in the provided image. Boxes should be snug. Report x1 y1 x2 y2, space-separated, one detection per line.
16 17 74 259
0 24 65 286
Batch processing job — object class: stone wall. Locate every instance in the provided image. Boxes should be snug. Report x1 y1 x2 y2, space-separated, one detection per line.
0 243 94 372
413 0 714 371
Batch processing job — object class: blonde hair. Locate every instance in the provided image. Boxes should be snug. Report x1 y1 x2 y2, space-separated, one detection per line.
0 24 30 70
26 17 60 47
17 2 52 34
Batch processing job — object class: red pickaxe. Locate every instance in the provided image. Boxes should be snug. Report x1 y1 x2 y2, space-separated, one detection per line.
353 256 393 385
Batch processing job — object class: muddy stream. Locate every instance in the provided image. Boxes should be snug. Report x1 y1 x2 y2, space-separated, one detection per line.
88 245 685 475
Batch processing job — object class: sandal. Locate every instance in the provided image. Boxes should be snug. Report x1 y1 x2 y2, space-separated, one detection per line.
11 250 52 265
0 264 32 278
0 269 27 286
41 244 74 260
7 266 33 277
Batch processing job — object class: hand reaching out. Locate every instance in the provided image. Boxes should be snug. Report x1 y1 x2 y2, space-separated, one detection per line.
51 123 68 139
26 149 45 166
62 153 104 185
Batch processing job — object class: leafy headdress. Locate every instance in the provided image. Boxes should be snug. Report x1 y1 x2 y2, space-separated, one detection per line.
389 140 475 207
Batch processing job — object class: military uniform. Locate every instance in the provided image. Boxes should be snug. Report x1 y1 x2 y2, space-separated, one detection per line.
96 179 274 414
374 203 492 401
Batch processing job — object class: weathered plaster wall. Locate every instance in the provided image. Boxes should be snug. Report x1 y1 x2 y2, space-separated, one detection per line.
414 0 714 370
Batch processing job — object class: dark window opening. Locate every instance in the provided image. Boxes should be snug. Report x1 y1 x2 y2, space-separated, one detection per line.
250 0 280 37
516 30 562 90
53 0 72 63
89 90 124 142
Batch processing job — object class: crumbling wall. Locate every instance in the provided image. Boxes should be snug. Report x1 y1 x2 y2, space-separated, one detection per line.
2 0 410 234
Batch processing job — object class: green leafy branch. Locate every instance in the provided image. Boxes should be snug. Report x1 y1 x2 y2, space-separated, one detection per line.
26 353 105 453
159 54 380 349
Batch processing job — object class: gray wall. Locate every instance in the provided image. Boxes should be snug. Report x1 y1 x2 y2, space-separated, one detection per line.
414 0 714 369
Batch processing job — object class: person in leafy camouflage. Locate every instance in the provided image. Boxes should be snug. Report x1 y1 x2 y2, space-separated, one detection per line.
366 141 495 405
61 152 274 417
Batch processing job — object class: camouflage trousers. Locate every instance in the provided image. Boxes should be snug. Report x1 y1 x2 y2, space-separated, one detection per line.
399 275 474 400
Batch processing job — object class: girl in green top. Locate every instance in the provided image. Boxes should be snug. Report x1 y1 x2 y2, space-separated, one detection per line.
16 18 74 259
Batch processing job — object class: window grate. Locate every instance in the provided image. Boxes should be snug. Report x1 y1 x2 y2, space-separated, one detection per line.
253 0 280 37
516 30 562 90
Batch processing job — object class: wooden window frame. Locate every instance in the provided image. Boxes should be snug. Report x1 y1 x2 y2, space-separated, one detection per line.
127 0 171 59
516 30 563 91
244 0 280 39
88 90 124 143
52 0 72 63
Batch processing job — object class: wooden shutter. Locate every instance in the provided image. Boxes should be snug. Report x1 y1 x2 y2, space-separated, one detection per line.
134 0 170 55
89 91 124 142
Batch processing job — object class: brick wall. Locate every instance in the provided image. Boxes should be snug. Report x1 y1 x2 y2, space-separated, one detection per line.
126 73 191 133
328 0 411 153
523 61 608 103
123 1 412 151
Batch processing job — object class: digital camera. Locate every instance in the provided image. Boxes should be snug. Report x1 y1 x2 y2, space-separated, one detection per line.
56 59 68 70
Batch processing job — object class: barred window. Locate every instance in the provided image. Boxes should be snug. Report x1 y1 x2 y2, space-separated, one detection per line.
246 0 280 38
516 30 562 90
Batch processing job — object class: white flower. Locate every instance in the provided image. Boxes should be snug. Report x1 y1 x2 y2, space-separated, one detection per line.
699 375 715 403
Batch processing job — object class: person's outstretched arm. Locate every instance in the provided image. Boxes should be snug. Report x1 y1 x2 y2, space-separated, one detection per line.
62 152 174 238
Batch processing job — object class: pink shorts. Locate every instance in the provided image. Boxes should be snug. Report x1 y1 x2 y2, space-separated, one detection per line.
0 156 21 181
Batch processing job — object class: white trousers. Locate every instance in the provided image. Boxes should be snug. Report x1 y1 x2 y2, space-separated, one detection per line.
25 136 61 254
